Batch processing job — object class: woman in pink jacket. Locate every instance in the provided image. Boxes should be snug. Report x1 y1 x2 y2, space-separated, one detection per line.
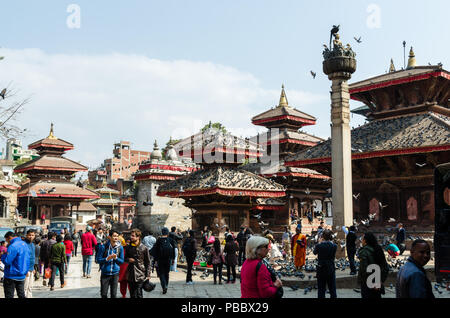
240 236 283 298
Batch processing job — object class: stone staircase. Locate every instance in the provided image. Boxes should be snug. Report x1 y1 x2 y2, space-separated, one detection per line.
0 217 32 228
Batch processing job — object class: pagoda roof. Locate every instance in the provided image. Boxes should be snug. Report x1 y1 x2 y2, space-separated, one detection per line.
157 166 285 198
94 186 120 195
0 179 20 190
174 128 262 163
349 65 449 95
28 137 74 151
252 197 285 211
18 181 100 199
90 198 120 206
256 129 323 146
285 111 450 166
252 85 317 128
14 156 88 174
243 162 330 180
133 159 199 181
76 201 97 212
252 106 317 127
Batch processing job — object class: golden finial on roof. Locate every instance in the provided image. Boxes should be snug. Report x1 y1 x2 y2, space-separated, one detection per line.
47 123 57 140
407 46 416 69
389 58 396 72
278 84 289 107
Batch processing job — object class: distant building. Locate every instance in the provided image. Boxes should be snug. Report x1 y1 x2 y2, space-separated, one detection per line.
88 168 107 189
5 138 39 162
104 141 151 181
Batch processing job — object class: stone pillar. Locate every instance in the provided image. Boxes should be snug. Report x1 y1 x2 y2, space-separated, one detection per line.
329 74 354 234
322 29 357 258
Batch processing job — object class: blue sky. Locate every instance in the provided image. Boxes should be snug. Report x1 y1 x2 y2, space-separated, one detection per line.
0 0 449 169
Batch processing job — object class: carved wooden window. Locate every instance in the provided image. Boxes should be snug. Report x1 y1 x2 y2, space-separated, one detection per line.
406 196 418 221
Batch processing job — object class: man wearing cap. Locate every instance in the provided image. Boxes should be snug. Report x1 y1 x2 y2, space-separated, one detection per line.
81 226 97 278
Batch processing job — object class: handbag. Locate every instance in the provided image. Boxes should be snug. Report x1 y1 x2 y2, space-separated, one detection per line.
44 267 52 279
143 278 156 292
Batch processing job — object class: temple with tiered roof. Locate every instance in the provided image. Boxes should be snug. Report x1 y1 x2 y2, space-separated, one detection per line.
285 50 450 231
157 128 285 237
14 124 99 225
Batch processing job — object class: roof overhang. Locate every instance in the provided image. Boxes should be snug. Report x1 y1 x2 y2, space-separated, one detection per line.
285 144 450 166
158 187 285 198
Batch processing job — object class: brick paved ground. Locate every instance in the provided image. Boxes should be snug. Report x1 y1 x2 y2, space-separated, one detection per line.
1 253 449 298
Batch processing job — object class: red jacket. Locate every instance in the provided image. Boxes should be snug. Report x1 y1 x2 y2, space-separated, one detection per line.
240 259 278 298
81 232 97 256
64 240 74 255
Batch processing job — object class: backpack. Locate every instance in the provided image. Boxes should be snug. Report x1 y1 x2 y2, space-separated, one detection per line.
158 238 174 260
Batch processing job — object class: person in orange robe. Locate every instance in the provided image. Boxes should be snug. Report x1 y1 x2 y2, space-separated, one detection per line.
291 225 307 270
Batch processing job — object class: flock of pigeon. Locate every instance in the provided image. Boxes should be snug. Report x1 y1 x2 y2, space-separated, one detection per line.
158 166 284 194
177 242 450 296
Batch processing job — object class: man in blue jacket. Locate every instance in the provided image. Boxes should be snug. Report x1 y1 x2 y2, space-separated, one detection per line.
23 229 36 298
0 231 30 298
396 239 434 298
97 230 124 298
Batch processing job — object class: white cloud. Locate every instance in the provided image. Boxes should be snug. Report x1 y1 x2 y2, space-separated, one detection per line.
0 48 335 169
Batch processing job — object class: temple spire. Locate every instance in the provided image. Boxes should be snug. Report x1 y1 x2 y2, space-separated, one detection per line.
47 123 57 140
389 58 396 72
278 84 289 107
407 47 416 69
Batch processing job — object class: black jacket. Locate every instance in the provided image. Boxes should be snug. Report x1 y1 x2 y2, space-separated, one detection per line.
169 231 183 244
346 231 357 252
313 241 337 275
124 243 151 283
151 237 176 264
182 237 197 259
396 228 406 244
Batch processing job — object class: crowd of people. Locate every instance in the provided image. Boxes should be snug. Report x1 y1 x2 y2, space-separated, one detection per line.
238 221 436 299
0 220 437 299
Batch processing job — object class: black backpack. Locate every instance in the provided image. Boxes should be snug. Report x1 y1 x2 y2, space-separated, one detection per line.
158 238 174 260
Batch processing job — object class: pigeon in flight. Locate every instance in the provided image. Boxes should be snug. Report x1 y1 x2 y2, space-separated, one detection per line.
353 193 360 200
310 71 316 79
0 88 6 99
416 162 427 168
378 202 388 209
354 36 362 43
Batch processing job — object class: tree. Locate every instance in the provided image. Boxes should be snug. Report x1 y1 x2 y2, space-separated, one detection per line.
200 121 227 134
0 57 29 140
